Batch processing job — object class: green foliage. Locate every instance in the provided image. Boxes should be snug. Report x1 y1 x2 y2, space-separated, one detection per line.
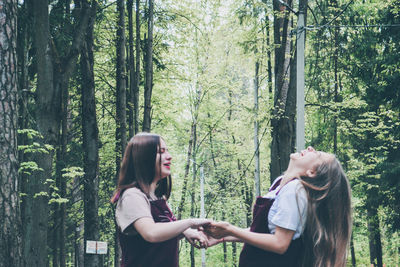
13 0 400 265
19 161 43 175
61 167 85 179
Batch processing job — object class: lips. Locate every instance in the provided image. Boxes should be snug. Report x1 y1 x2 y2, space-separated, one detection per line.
164 163 171 169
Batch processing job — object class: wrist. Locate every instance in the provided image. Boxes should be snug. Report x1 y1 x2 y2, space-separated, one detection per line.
227 224 237 237
188 218 195 228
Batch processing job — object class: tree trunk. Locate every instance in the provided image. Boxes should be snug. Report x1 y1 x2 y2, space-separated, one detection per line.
28 1 94 265
367 205 383 267
135 0 141 133
190 136 197 267
115 0 127 265
270 0 296 181
116 0 127 156
0 0 22 266
177 121 195 220
81 2 100 267
232 242 237 267
16 2 31 266
52 79 68 267
265 16 273 94
127 0 136 137
350 233 356 267
142 0 154 132
29 2 57 265
253 59 260 197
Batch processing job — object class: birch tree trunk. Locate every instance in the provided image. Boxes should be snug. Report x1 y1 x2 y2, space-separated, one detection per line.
0 0 22 265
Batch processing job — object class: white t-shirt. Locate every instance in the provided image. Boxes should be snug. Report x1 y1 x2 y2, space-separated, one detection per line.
264 177 308 240
115 187 153 234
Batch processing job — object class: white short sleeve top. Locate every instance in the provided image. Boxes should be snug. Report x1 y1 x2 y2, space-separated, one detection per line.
264 177 308 240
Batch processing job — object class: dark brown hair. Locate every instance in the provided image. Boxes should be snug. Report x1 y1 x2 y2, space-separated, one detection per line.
300 156 352 267
111 133 172 203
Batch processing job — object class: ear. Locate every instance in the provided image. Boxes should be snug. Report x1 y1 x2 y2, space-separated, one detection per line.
306 169 317 178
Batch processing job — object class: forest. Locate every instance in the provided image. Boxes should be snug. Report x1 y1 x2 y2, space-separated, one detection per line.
0 0 399 266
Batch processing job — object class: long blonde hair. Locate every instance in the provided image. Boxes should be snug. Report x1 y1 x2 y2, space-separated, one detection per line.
300 156 352 267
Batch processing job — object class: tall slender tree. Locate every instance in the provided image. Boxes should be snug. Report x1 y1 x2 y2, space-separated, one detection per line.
115 0 127 265
135 0 141 133
0 0 22 266
127 0 136 137
270 0 296 181
81 1 100 266
143 0 154 132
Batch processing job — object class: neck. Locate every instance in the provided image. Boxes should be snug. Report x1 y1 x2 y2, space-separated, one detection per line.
281 168 302 186
149 180 158 199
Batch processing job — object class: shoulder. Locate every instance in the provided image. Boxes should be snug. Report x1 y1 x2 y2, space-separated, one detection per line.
122 187 147 198
278 179 307 202
119 187 150 206
280 179 305 194
116 187 153 233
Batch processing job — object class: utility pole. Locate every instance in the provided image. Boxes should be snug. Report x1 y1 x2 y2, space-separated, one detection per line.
296 0 307 151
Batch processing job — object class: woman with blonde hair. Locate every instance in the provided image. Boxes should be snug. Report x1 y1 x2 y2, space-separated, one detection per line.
205 146 352 267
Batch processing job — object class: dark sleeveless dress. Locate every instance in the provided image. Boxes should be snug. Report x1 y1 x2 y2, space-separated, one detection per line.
238 180 304 267
118 199 179 267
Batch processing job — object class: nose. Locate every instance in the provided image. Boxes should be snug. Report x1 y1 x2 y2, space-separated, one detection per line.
166 151 172 160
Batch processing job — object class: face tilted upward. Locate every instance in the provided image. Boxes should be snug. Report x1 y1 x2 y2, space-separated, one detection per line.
288 146 334 177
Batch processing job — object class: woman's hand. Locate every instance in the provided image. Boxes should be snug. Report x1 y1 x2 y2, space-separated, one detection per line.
204 235 223 247
183 229 208 248
190 218 212 229
203 221 232 239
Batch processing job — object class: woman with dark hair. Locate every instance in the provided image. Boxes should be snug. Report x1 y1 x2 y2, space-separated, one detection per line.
111 133 210 267
204 146 352 267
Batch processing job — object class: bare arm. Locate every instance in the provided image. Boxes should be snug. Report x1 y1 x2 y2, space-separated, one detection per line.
206 222 294 254
133 217 211 243
218 228 250 243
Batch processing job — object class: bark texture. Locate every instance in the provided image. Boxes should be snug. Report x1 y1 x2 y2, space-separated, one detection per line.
81 2 100 266
143 0 154 132
270 0 296 181
0 0 22 266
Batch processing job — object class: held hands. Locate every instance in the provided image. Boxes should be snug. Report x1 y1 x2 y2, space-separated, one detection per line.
203 221 232 239
186 221 234 249
185 219 226 249
183 229 209 248
185 228 223 249
190 218 212 229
